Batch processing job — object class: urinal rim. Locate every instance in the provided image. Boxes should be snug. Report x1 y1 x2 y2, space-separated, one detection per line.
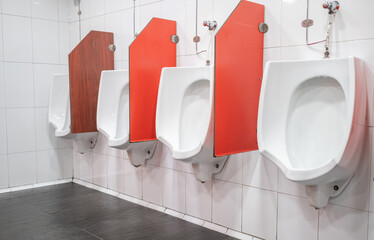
257 57 357 182
156 65 214 160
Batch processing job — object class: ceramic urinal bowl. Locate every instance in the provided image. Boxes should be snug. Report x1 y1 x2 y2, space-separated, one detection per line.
156 66 228 182
97 70 157 166
48 74 98 154
257 57 366 208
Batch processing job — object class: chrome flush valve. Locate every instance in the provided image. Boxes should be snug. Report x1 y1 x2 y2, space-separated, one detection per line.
323 1 340 14
203 20 217 31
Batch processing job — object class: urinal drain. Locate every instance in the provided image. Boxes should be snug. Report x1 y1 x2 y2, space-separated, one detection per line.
215 164 219 169
333 185 339 191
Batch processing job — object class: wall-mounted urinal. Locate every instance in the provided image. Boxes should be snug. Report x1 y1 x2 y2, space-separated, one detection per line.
48 74 98 154
156 66 228 182
97 70 157 166
257 57 366 208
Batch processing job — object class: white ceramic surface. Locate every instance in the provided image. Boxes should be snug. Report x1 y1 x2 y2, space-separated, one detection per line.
156 66 227 182
257 57 367 208
96 70 157 166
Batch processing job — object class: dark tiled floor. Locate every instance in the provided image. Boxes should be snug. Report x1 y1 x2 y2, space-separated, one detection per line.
0 183 235 240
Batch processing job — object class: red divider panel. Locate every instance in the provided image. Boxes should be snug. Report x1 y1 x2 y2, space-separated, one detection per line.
69 31 114 134
214 1 264 156
129 18 176 142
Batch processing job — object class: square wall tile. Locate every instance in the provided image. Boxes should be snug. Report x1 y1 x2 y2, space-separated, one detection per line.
105 0 128 14
59 22 70 64
4 62 34 108
277 194 318 240
108 156 124 193
0 109 7 154
79 151 93 182
319 204 368 240
214 153 242 184
121 8 135 60
162 0 186 56
92 153 108 188
6 108 36 153
37 149 62 183
242 186 277 240
242 151 278 191
143 164 163 205
32 19 59 64
105 12 125 61
369 213 374 240
124 159 143 198
58 0 70 22
3 15 33 62
31 0 58 21
0 63 4 108
62 148 73 179
139 1 162 32
0 16 4 62
34 64 59 108
8 152 37 187
186 173 212 221
278 169 307 198
0 154 8 189
2 0 31 17
330 125 370 211
160 145 186 172
69 22 80 51
163 168 186 213
73 150 80 179
35 108 62 150
250 0 281 48
89 0 105 18
212 180 241 231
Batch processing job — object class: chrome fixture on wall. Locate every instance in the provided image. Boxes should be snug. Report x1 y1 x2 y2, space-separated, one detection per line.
302 0 339 58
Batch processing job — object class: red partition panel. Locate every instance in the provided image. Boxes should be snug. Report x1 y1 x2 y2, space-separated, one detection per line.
214 1 264 156
129 18 176 142
69 31 114 133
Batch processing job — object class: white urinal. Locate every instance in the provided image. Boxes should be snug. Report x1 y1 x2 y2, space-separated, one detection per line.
257 57 366 208
48 74 98 154
156 66 228 182
97 70 157 166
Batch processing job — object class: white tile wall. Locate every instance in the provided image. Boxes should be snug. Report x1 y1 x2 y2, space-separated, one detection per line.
65 0 374 239
3 15 33 62
0 0 72 190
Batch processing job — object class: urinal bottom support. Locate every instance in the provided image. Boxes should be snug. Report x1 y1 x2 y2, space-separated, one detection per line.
127 141 158 167
74 132 99 154
304 175 354 209
192 156 228 183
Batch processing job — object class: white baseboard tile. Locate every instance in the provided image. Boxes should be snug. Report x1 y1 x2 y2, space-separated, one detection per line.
132 198 149 207
104 189 120 197
10 184 34 192
34 181 56 188
0 188 11 194
165 209 185 219
226 229 254 240
118 193 134 202
183 215 205 226
203 221 228 234
148 202 166 212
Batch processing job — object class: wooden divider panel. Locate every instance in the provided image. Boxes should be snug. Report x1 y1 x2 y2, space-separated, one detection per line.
214 1 264 156
69 31 114 133
129 18 176 142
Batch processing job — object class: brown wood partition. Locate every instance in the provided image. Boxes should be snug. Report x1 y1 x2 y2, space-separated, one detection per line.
69 31 114 133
